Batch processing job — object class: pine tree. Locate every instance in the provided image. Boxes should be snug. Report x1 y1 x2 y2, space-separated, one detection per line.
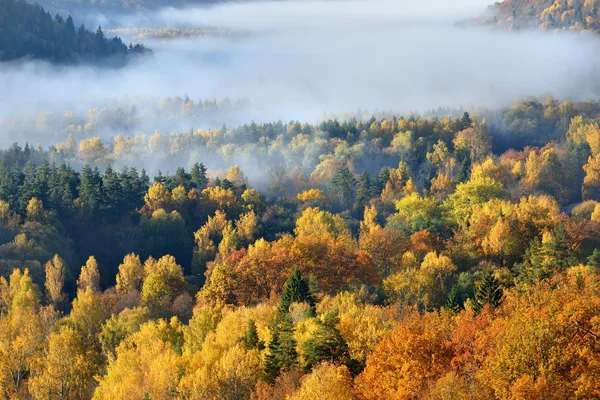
330 166 356 210
445 286 460 312
278 268 315 317
587 248 600 271
459 112 473 131
472 273 503 313
264 330 281 383
264 314 297 383
191 162 208 190
355 172 372 208
302 311 352 372
241 319 264 350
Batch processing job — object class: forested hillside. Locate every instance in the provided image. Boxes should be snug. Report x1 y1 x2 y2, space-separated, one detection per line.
36 0 217 11
0 0 147 63
0 96 597 398
487 0 600 32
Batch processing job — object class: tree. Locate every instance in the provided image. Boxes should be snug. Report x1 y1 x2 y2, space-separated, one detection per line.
93 319 183 400
29 325 101 400
329 166 356 210
278 268 315 317
472 273 503 313
191 162 208 190
302 312 355 373
140 255 185 315
77 256 100 293
265 315 298 383
116 253 144 295
288 363 355 400
241 319 264 350
44 254 65 309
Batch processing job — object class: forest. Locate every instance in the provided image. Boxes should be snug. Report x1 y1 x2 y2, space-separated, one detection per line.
0 0 147 63
0 95 596 398
1 0 600 398
486 0 600 32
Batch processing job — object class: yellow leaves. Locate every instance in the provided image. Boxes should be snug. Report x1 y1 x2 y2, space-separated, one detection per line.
583 153 600 200
592 203 600 222
26 198 44 222
140 255 185 314
78 136 107 161
44 254 65 308
288 363 355 400
30 325 101 400
567 116 600 156
77 256 100 293
93 319 183 400
318 292 395 363
178 344 261 400
297 189 326 203
236 210 258 243
384 252 456 309
294 207 350 241
360 205 379 235
115 253 144 295
226 165 247 186
202 186 237 210
481 217 515 259
182 305 222 356
144 182 171 211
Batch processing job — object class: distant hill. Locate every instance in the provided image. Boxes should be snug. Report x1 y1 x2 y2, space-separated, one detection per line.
484 0 600 33
0 0 147 63
34 0 218 11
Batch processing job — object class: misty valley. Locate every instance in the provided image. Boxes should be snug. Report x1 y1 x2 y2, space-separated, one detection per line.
1 0 600 399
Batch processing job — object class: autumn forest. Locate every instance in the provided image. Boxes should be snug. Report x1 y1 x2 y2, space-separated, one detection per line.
1 0 600 399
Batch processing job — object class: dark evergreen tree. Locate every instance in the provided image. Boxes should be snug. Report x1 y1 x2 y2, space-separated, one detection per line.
264 314 298 383
302 311 353 373
191 162 208 190
330 166 356 210
355 172 372 208
459 112 473 131
171 167 192 190
587 248 600 271
472 273 503 313
278 268 315 317
241 319 264 350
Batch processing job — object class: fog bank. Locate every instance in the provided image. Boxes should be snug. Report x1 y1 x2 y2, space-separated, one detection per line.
1 0 600 142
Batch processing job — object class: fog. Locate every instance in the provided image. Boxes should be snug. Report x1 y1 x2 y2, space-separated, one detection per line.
2 0 600 145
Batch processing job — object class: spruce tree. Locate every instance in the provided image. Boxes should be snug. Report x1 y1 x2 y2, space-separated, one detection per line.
587 248 600 271
472 273 503 313
302 311 351 372
264 314 297 383
330 166 356 210
445 286 460 312
191 162 208 190
241 319 264 350
278 268 315 316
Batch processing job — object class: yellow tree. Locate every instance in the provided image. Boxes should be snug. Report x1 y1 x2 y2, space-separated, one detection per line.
583 153 600 200
288 363 355 400
115 253 145 296
44 255 66 309
0 269 48 398
93 319 183 400
77 256 100 293
29 325 101 400
140 255 185 315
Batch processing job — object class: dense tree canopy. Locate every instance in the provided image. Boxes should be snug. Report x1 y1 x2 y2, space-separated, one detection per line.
0 95 595 398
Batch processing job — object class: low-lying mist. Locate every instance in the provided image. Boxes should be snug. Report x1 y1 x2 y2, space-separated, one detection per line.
2 0 600 173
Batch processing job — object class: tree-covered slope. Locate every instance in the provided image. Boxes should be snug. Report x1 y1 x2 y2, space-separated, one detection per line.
486 0 600 33
0 0 147 63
